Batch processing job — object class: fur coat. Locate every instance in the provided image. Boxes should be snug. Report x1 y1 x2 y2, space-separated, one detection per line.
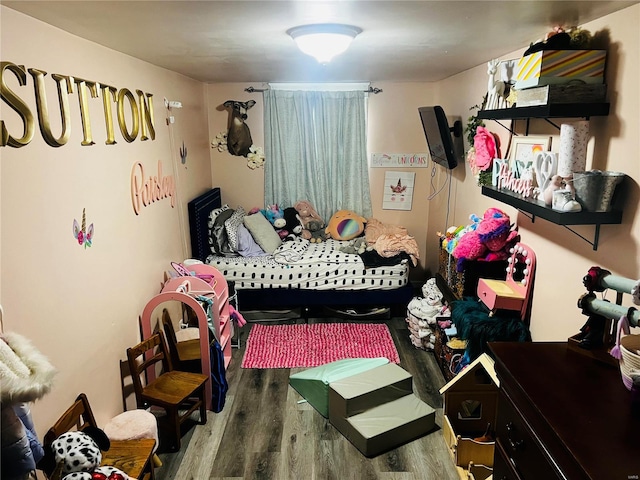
1 332 56 480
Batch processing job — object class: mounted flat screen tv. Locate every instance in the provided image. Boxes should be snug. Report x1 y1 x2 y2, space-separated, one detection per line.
418 106 462 170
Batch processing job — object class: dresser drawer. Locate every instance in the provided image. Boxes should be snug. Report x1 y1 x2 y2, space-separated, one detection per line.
493 439 523 480
477 278 524 312
496 391 560 480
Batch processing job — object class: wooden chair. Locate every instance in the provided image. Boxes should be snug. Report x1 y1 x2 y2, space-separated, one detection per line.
38 393 155 480
161 308 201 372
127 331 208 451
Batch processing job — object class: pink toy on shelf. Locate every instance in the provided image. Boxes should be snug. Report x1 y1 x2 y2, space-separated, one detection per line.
476 242 537 321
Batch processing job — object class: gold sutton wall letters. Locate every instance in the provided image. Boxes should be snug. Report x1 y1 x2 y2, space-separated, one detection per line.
0 61 155 147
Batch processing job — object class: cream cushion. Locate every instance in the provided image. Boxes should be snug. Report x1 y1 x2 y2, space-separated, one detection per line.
243 213 282 254
104 409 159 454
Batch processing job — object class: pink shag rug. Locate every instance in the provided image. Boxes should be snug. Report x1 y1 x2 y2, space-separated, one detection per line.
241 322 400 369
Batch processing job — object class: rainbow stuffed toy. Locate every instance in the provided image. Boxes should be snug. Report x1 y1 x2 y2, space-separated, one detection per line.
325 210 367 241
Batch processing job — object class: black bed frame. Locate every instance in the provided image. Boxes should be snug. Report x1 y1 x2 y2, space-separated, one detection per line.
187 188 414 316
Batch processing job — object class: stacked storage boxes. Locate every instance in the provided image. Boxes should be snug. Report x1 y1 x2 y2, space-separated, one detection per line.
515 49 606 90
514 49 607 107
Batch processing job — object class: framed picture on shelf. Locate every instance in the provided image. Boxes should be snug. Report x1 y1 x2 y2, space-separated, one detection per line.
509 136 552 165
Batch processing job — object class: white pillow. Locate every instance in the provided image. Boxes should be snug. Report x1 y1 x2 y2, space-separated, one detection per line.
243 213 282 254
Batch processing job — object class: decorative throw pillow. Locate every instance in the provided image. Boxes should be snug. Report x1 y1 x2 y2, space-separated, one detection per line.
243 213 282 254
224 206 246 252
211 208 236 256
208 204 230 254
237 223 268 257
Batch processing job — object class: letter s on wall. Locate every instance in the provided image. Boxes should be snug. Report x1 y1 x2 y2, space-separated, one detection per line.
1 61 35 147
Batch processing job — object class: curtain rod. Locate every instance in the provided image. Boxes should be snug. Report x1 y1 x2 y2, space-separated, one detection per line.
244 86 383 94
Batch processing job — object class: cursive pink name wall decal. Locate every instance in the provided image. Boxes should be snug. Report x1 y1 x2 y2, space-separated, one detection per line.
130 161 175 215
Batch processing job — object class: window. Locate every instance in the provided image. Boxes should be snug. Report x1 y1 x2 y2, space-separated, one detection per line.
263 86 372 223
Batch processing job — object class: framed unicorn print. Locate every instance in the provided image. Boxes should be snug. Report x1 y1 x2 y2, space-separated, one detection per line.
382 171 415 211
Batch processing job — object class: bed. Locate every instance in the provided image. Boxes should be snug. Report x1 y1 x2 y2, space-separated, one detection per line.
187 188 415 316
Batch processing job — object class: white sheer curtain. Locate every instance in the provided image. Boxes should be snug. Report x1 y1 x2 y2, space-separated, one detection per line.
263 88 372 223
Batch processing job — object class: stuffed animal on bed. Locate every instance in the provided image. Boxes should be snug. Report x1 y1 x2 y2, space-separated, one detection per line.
294 200 323 228
260 204 285 229
294 200 326 242
281 207 303 239
299 217 327 243
339 237 369 255
325 210 367 241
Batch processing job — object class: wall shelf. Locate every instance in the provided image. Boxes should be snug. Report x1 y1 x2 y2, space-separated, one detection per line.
481 185 622 251
478 100 617 250
477 103 610 120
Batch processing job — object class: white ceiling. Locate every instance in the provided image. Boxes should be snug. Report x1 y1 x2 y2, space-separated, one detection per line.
3 1 637 84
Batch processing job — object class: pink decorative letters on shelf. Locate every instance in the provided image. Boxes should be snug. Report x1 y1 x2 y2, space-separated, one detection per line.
496 162 533 198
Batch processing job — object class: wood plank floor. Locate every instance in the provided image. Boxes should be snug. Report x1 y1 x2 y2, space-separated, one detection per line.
154 316 460 480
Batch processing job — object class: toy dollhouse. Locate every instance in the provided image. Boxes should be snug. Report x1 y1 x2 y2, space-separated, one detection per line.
439 353 500 478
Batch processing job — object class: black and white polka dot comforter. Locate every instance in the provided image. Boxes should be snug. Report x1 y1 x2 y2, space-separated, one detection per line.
206 238 409 290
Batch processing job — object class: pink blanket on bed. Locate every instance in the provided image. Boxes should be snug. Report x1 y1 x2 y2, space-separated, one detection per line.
365 218 419 266
374 233 420 266
365 218 408 244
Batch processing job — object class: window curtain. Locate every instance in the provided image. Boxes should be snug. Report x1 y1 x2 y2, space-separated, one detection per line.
263 89 372 223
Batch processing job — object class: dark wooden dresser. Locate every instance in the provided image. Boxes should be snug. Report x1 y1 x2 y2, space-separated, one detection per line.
488 342 640 480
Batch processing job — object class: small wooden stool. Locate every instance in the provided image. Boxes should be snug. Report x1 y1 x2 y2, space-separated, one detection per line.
104 409 163 473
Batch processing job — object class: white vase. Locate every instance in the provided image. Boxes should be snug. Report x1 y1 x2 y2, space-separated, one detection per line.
558 121 590 177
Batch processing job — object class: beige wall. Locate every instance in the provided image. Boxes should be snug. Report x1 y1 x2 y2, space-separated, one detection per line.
434 5 640 341
1 7 212 433
367 83 438 280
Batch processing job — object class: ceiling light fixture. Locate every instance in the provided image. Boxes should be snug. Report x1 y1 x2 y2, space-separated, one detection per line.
287 23 362 64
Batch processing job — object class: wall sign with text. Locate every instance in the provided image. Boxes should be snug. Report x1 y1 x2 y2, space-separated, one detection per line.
371 153 429 168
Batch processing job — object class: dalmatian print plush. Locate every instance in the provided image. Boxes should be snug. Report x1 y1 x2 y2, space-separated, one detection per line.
61 465 129 480
51 430 130 480
52 431 102 475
